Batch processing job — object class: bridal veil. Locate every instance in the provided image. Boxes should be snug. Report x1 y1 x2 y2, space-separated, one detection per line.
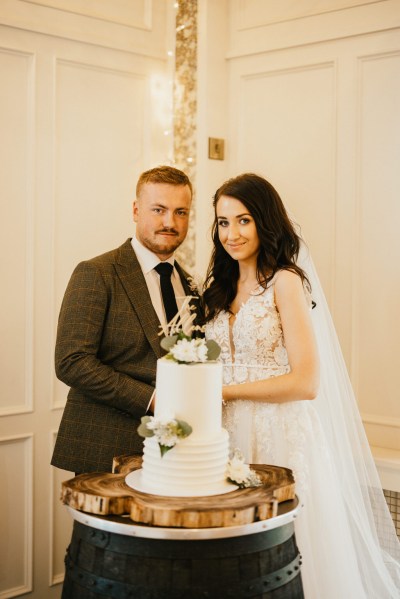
297 241 400 595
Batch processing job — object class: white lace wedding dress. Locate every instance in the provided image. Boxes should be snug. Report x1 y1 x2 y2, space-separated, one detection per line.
205 280 400 598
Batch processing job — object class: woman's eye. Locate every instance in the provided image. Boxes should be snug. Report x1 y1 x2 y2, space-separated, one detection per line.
239 218 250 225
218 220 228 227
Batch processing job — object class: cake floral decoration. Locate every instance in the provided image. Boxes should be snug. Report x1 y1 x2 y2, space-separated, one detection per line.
186 274 202 295
226 449 263 488
161 333 220 364
159 296 221 364
138 415 192 457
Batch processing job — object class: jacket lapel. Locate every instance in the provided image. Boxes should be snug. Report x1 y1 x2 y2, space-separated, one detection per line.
114 240 163 358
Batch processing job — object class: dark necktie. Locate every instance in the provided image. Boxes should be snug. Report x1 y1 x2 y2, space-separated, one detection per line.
154 262 179 324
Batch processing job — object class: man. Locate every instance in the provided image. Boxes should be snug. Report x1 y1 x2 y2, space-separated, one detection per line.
51 166 199 473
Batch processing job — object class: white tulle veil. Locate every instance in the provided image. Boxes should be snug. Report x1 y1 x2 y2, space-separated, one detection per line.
297 241 400 594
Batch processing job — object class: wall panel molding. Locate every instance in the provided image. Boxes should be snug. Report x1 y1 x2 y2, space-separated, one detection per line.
363 415 400 452
232 59 337 304
51 57 148 409
0 46 35 417
49 430 57 586
362 413 400 429
352 49 400 444
0 0 167 58
0 434 33 598
56 56 149 79
228 0 400 58
20 0 152 30
49 430 73 585
234 0 385 30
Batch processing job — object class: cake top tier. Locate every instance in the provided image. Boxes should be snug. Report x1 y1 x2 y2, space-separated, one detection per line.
155 359 223 439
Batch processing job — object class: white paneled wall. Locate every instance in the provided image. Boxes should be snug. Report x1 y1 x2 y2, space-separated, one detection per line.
230 60 337 301
0 1 172 597
52 56 148 403
1 2 399 597
49 432 72 586
356 50 400 446
0 435 33 597
195 0 400 490
221 1 400 458
0 47 34 418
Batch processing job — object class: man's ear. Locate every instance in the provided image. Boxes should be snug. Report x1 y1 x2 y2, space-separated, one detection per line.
133 200 138 222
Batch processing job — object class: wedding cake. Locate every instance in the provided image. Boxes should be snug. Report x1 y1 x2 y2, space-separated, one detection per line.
125 356 236 497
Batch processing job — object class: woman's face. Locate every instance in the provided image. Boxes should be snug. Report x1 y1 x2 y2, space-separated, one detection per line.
216 195 260 264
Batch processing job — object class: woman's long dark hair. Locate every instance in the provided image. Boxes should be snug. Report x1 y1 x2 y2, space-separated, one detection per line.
203 173 311 322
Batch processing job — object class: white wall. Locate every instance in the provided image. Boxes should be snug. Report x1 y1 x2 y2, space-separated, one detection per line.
196 0 400 460
0 1 173 597
195 0 230 276
1 2 399 596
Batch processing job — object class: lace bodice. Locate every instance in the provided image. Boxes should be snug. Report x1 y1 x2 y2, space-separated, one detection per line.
205 283 290 385
205 280 325 494
205 275 399 599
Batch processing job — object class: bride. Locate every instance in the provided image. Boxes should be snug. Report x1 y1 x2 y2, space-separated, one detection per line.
203 172 400 598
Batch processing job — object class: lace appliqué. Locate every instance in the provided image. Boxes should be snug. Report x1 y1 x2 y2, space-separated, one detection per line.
205 284 323 495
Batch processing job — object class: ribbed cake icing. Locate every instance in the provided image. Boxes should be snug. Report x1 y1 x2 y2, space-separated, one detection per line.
126 358 236 497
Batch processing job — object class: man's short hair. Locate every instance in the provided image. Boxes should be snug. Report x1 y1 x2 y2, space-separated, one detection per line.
136 165 193 198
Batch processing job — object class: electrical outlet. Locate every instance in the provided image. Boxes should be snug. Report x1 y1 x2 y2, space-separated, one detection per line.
208 137 225 160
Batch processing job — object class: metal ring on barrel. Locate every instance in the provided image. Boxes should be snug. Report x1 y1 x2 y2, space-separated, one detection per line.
62 501 304 599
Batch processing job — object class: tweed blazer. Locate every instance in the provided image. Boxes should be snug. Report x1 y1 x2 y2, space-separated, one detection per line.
51 238 202 473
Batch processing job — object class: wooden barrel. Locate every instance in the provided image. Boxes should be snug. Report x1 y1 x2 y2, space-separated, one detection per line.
61 519 303 599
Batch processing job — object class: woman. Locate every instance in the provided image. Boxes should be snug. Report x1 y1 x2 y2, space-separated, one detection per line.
203 173 400 598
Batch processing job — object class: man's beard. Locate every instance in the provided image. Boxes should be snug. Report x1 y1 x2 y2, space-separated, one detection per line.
143 230 183 255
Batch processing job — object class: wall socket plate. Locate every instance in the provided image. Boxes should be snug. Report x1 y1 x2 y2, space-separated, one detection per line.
208 137 225 160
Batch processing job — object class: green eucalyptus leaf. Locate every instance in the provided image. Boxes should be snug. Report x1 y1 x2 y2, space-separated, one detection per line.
137 416 154 438
206 339 221 361
176 420 193 437
160 335 178 351
177 331 190 341
159 444 172 457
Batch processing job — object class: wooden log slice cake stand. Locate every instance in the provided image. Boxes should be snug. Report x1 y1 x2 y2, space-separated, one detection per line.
61 455 296 528
61 456 304 599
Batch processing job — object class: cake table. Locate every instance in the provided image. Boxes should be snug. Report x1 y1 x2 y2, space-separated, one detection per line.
60 455 304 598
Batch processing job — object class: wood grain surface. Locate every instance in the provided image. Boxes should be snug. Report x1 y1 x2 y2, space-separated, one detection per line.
61 455 295 528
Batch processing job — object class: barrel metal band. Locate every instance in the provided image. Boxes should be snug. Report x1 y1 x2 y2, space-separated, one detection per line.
73 520 295 557
64 551 302 598
236 553 303 596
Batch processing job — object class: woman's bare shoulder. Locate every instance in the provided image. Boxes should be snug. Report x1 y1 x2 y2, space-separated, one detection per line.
274 268 303 288
274 269 308 309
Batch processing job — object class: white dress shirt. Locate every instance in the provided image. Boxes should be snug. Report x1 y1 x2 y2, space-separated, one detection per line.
131 236 190 332
131 236 192 413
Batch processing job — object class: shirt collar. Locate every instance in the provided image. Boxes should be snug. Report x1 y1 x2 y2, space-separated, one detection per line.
131 236 175 275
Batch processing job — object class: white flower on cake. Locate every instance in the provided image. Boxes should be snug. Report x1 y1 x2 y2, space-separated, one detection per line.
159 296 221 364
226 449 263 488
138 415 192 457
169 337 209 363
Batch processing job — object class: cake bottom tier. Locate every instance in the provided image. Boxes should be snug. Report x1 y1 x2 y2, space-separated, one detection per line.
126 429 237 497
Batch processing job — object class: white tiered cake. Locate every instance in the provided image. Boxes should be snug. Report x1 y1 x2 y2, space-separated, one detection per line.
125 358 236 497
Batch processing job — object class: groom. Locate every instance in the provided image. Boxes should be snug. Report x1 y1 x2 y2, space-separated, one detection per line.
51 166 200 474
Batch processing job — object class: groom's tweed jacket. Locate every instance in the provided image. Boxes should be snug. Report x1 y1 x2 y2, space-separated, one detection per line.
51 238 201 473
